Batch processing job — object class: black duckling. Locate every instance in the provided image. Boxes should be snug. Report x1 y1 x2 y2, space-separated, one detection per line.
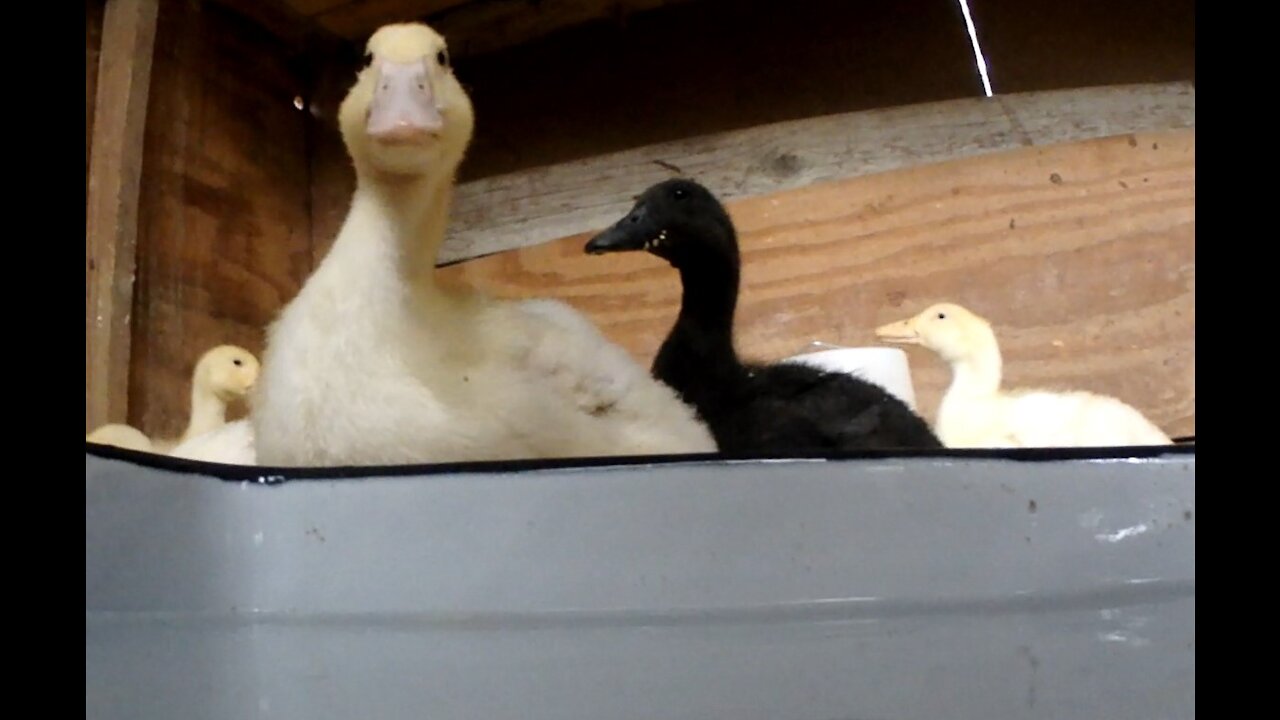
584 178 943 453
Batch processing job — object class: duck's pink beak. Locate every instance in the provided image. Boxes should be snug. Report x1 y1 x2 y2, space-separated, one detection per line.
366 59 444 142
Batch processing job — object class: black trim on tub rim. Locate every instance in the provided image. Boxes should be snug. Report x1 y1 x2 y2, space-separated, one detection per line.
86 440 1196 484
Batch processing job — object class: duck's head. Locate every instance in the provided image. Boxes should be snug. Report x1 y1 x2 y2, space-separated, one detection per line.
338 22 474 179
194 345 261 402
875 303 992 364
584 179 738 268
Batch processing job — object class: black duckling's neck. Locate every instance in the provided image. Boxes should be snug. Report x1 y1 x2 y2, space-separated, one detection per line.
654 248 747 403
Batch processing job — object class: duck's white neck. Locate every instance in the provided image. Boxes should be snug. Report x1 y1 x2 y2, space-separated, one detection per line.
182 382 227 441
942 327 1003 399
332 170 454 290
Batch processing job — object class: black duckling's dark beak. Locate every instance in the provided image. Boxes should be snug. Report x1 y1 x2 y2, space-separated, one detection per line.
585 223 647 254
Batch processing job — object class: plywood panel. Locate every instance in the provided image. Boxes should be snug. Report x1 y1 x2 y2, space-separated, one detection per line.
128 0 315 438
439 130 1195 438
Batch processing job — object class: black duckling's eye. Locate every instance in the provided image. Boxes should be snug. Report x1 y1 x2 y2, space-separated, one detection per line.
437 49 450 68
937 312 947 320
233 359 244 366
672 188 688 200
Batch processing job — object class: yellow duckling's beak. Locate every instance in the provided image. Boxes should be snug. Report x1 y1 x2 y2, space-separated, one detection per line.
874 317 921 344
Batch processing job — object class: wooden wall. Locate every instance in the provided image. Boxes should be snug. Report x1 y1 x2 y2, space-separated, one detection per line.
125 0 315 438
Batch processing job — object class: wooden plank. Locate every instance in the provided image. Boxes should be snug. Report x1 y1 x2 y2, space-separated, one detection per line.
440 82 1195 265
86 0 104 195
439 130 1196 438
85 0 160 432
86 0 105 352
127 0 315 438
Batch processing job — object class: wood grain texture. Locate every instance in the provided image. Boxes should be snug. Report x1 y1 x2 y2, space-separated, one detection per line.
439 130 1195 438
440 82 1195 265
86 0 160 432
128 0 315 438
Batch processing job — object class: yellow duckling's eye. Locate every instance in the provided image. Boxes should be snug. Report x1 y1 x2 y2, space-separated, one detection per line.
436 49 450 68
233 358 244 367
937 312 947 320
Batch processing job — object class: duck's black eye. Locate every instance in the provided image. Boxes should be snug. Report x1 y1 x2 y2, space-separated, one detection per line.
233 359 244 366
628 214 639 224
437 49 450 68
937 313 947 320
672 188 688 200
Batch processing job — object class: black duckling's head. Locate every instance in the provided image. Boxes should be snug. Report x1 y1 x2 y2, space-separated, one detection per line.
584 179 738 267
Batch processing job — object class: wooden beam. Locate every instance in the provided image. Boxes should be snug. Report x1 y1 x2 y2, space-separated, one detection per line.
86 0 160 432
440 82 1195 265
87 0 104 195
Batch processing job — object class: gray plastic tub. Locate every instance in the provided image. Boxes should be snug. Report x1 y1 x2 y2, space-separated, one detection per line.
86 445 1194 720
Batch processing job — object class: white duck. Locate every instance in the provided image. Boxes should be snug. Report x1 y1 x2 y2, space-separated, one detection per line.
252 22 715 466
875 303 1172 448
86 344 260 453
